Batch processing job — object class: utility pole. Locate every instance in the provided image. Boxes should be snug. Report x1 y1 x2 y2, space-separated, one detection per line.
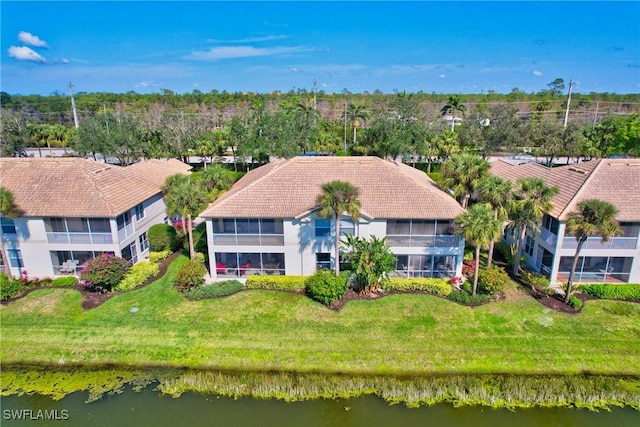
593 101 600 128
562 79 573 128
343 100 348 153
68 81 79 128
313 78 317 111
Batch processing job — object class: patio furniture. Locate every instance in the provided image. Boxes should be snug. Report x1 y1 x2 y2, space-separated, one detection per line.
216 262 227 274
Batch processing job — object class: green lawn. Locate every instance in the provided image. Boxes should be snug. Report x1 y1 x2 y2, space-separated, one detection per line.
1 255 639 376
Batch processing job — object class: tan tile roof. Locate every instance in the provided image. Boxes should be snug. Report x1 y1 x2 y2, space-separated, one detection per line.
200 156 465 220
0 158 191 217
489 159 640 221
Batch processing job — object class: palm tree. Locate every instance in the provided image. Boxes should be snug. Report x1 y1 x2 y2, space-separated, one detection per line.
440 153 490 208
199 164 234 199
477 176 512 268
454 203 502 296
347 103 369 146
316 181 361 275
564 199 621 303
164 180 208 260
509 178 559 276
441 95 466 131
0 187 21 278
163 174 191 235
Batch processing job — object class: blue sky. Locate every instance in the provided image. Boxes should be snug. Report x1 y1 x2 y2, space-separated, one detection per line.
1 1 639 95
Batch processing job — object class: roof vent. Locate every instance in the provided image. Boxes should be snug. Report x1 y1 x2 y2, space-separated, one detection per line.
568 167 586 174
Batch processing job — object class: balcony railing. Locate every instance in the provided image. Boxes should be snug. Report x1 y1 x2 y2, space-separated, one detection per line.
47 232 113 245
386 235 461 248
117 223 134 242
561 237 638 250
539 227 558 246
213 234 285 246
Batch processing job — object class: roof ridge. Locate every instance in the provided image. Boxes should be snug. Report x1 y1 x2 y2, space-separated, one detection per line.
557 159 603 219
79 159 117 215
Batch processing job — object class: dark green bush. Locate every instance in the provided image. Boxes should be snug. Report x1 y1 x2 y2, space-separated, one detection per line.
580 284 640 301
51 276 78 287
477 265 510 295
148 224 179 252
0 273 26 301
568 296 583 309
245 275 306 291
184 280 244 300
79 254 130 292
385 277 452 296
305 269 348 305
521 270 551 292
174 259 206 292
447 289 492 305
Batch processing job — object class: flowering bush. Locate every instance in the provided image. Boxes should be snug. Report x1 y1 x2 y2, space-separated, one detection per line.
462 260 476 278
80 254 130 292
449 276 464 288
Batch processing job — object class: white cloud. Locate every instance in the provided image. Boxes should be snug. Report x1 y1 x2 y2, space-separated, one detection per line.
206 35 288 43
533 70 544 77
8 46 47 62
185 45 306 61
439 74 446 78
17 31 49 48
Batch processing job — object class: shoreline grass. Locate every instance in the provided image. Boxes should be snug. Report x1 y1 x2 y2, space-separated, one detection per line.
1 255 639 378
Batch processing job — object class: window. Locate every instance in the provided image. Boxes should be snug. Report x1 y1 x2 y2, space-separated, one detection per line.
316 253 331 270
524 236 535 257
67 217 90 233
139 232 149 253
1 217 16 234
541 214 559 234
88 218 111 233
121 242 138 264
7 249 24 269
340 218 355 237
315 219 331 237
45 218 67 233
117 212 132 230
135 203 145 221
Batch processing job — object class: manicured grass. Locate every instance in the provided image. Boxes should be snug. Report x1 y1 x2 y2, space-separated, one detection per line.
1 255 639 376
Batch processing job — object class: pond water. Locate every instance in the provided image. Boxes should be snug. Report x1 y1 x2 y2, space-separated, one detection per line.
2 386 638 427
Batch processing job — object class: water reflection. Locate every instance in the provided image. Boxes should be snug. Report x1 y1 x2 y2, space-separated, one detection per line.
1 386 637 427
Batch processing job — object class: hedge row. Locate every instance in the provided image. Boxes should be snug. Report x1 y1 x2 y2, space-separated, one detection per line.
385 278 452 296
245 275 306 291
115 261 160 292
580 284 640 301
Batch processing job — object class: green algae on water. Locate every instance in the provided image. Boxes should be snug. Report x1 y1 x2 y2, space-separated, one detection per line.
2 365 639 411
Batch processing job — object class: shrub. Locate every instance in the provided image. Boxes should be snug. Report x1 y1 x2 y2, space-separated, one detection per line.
462 259 477 278
477 265 510 295
148 224 178 252
494 241 525 267
568 296 583 309
0 273 26 301
521 270 551 292
193 252 206 264
174 260 206 292
305 269 348 305
79 254 130 292
245 275 306 292
33 277 53 287
149 250 172 264
580 284 640 301
51 276 78 287
115 261 160 292
184 280 245 300
448 289 492 305
385 277 452 296
188 224 208 255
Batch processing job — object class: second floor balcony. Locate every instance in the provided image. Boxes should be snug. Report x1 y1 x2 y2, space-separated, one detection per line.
561 236 638 251
386 234 461 248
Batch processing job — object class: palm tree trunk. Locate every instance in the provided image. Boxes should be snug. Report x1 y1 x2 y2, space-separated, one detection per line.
564 237 586 303
472 245 480 297
486 210 499 268
181 214 187 236
187 214 195 260
513 226 527 276
334 214 341 276
1 242 13 279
